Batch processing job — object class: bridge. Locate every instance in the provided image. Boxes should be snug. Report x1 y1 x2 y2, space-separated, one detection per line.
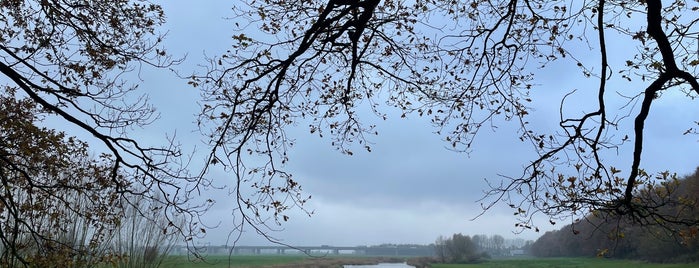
173 244 435 256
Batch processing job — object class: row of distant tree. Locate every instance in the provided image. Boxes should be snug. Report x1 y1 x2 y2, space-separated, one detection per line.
530 168 699 263
433 233 533 264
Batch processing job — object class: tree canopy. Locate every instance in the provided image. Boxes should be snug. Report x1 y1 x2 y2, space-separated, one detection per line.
193 0 699 237
0 0 205 264
2 0 699 263
530 167 699 262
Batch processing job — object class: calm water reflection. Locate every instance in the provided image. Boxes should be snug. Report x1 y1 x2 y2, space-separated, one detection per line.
344 263 415 268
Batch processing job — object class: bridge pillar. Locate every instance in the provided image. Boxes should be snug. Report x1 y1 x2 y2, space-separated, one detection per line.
333 249 339 255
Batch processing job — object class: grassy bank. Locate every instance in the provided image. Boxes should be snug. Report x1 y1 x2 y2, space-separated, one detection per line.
430 258 699 268
160 255 406 268
160 255 306 268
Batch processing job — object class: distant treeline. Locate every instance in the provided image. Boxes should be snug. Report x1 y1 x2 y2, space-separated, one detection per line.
531 168 699 263
434 233 533 264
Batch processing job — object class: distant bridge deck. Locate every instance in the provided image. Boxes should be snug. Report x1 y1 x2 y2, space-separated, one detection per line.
173 245 435 256
234 245 363 254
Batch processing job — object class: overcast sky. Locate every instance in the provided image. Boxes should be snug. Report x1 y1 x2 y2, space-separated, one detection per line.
82 2 699 247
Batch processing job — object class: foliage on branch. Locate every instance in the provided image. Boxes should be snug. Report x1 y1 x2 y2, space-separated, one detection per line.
0 1 207 265
0 92 121 266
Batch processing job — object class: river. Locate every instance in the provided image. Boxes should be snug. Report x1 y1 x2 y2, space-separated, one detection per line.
344 263 415 268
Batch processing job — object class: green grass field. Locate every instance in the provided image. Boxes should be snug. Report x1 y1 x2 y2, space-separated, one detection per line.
158 255 404 267
158 256 699 268
160 255 307 268
431 258 698 268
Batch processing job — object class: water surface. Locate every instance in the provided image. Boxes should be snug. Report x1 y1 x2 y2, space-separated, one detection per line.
344 263 415 268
